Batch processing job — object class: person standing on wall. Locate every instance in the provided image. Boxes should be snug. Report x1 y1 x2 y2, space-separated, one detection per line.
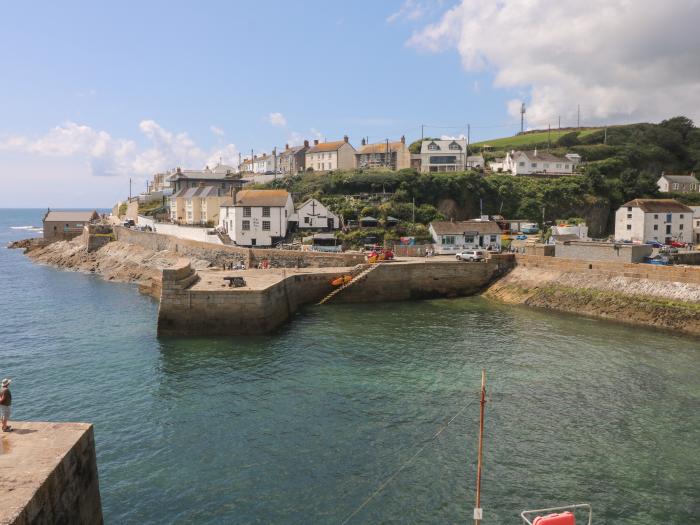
0 378 12 432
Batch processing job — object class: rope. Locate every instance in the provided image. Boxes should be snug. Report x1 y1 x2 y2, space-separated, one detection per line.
340 397 478 525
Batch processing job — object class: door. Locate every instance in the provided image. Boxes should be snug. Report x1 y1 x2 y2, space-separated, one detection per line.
327 218 334 230
251 239 256 246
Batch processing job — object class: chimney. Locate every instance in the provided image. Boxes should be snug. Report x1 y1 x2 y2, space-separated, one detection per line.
343 135 349 143
304 140 309 147
534 148 538 157
314 139 319 145
361 138 366 146
285 143 289 150
400 135 405 144
231 185 238 205
176 167 181 173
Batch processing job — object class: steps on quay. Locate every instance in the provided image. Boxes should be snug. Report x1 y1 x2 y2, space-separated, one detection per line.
317 263 381 305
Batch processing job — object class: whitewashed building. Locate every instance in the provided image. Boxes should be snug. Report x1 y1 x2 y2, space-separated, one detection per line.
429 219 502 254
305 136 356 172
296 198 339 230
501 149 576 175
614 199 693 243
657 173 699 193
219 189 294 247
419 139 468 172
689 206 700 244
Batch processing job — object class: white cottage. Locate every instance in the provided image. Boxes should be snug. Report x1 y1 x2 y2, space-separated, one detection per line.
614 199 693 243
296 198 339 230
429 220 502 254
219 189 294 247
501 150 576 175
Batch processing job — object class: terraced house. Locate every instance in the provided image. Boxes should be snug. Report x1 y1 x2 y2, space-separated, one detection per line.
499 149 577 176
355 136 411 170
219 189 294 247
305 136 356 172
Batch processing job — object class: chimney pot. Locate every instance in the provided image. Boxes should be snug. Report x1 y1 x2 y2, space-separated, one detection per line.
401 135 405 144
361 138 366 146
314 139 319 145
304 140 309 147
343 135 349 143
285 143 289 150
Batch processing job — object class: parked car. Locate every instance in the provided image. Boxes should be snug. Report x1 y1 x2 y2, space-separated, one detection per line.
645 240 663 248
669 240 687 248
515 235 528 240
521 226 539 234
456 250 485 262
644 255 671 266
122 219 135 227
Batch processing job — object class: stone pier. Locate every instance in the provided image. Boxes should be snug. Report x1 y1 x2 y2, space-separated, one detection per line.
0 422 102 525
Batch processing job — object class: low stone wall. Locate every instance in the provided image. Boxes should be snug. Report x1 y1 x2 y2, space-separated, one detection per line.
0 422 102 525
114 226 365 268
82 224 114 253
554 241 652 263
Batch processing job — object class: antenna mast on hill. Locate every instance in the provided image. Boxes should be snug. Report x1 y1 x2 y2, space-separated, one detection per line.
520 103 526 134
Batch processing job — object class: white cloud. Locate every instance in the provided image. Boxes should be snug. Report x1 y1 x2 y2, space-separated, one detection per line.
210 125 225 137
266 112 287 127
286 128 323 147
0 120 239 177
387 0 427 23
409 0 700 127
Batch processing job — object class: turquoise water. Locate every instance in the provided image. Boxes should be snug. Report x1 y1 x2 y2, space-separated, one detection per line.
1 209 698 524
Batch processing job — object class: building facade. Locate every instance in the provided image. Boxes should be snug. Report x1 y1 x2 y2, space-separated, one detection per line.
219 189 294 246
169 186 233 225
428 219 502 254
296 198 339 230
419 139 468 172
278 142 309 175
166 165 244 193
355 136 411 171
42 210 99 242
614 199 693 243
305 136 356 172
501 150 576 175
657 173 699 193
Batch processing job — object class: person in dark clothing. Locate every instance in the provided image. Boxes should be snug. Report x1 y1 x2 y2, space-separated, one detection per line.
0 378 12 432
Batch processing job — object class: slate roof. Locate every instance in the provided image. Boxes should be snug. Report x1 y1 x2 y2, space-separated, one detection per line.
659 174 699 184
621 198 693 213
516 150 570 163
43 210 98 223
420 139 467 154
430 220 502 235
234 190 290 207
357 141 406 155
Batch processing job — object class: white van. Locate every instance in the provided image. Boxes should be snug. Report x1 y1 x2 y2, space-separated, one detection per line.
456 249 485 262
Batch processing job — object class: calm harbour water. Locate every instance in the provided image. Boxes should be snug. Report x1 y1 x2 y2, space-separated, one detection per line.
0 208 698 524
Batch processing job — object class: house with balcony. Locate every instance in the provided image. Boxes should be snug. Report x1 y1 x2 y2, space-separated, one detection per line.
219 189 294 247
419 139 468 172
305 136 356 172
614 199 693 244
169 185 233 225
355 136 411 171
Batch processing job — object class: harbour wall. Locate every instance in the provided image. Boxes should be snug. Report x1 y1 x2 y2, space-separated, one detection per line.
484 255 700 335
114 226 365 269
157 257 512 336
0 422 102 525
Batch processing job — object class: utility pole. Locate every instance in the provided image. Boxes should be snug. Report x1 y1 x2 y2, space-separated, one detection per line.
251 149 254 173
520 102 526 134
467 123 471 154
473 370 487 525
386 138 389 169
412 197 415 224
421 124 424 141
604 125 608 145
129 178 132 200
548 124 551 149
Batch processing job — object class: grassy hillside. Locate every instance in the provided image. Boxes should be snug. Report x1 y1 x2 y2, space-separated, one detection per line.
471 128 601 150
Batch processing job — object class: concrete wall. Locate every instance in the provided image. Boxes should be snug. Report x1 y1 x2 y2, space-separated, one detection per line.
82 224 114 253
0 422 102 525
555 241 653 263
151 222 222 244
114 226 365 268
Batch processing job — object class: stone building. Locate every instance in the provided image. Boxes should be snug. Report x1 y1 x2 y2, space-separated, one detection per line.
614 198 693 244
278 141 309 175
355 136 411 170
657 172 699 193
219 189 295 247
42 210 99 242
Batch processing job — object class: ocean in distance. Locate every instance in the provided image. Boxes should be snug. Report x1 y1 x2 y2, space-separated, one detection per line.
0 208 698 524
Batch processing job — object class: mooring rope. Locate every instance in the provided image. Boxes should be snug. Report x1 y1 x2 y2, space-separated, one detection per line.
339 397 479 525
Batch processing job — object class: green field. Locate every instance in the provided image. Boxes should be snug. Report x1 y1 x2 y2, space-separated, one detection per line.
471 128 601 149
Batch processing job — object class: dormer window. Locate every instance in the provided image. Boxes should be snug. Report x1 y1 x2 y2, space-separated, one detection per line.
449 142 461 151
427 142 439 151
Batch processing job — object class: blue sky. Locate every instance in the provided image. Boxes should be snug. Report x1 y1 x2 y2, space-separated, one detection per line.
2 0 698 207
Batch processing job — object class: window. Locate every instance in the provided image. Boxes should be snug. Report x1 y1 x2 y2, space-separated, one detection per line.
544 163 550 168
243 207 251 217
626 224 631 230
304 217 310 224
429 156 457 164
628 207 632 211
262 206 270 217
465 235 475 244
680 214 684 219
679 224 684 230
448 142 461 150
564 164 569 169
654 214 658 219
262 221 270 231
673 183 679 190
654 224 658 231
519 161 525 167
627 214 632 219
666 213 672 222
531 163 537 168
428 142 439 151
490 235 497 242
441 235 455 245
556 163 562 168
242 220 250 231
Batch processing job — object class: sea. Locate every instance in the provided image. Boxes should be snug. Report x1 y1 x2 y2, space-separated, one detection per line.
0 208 698 524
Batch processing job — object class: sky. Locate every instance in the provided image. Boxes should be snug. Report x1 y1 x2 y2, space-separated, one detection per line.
1 0 700 207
